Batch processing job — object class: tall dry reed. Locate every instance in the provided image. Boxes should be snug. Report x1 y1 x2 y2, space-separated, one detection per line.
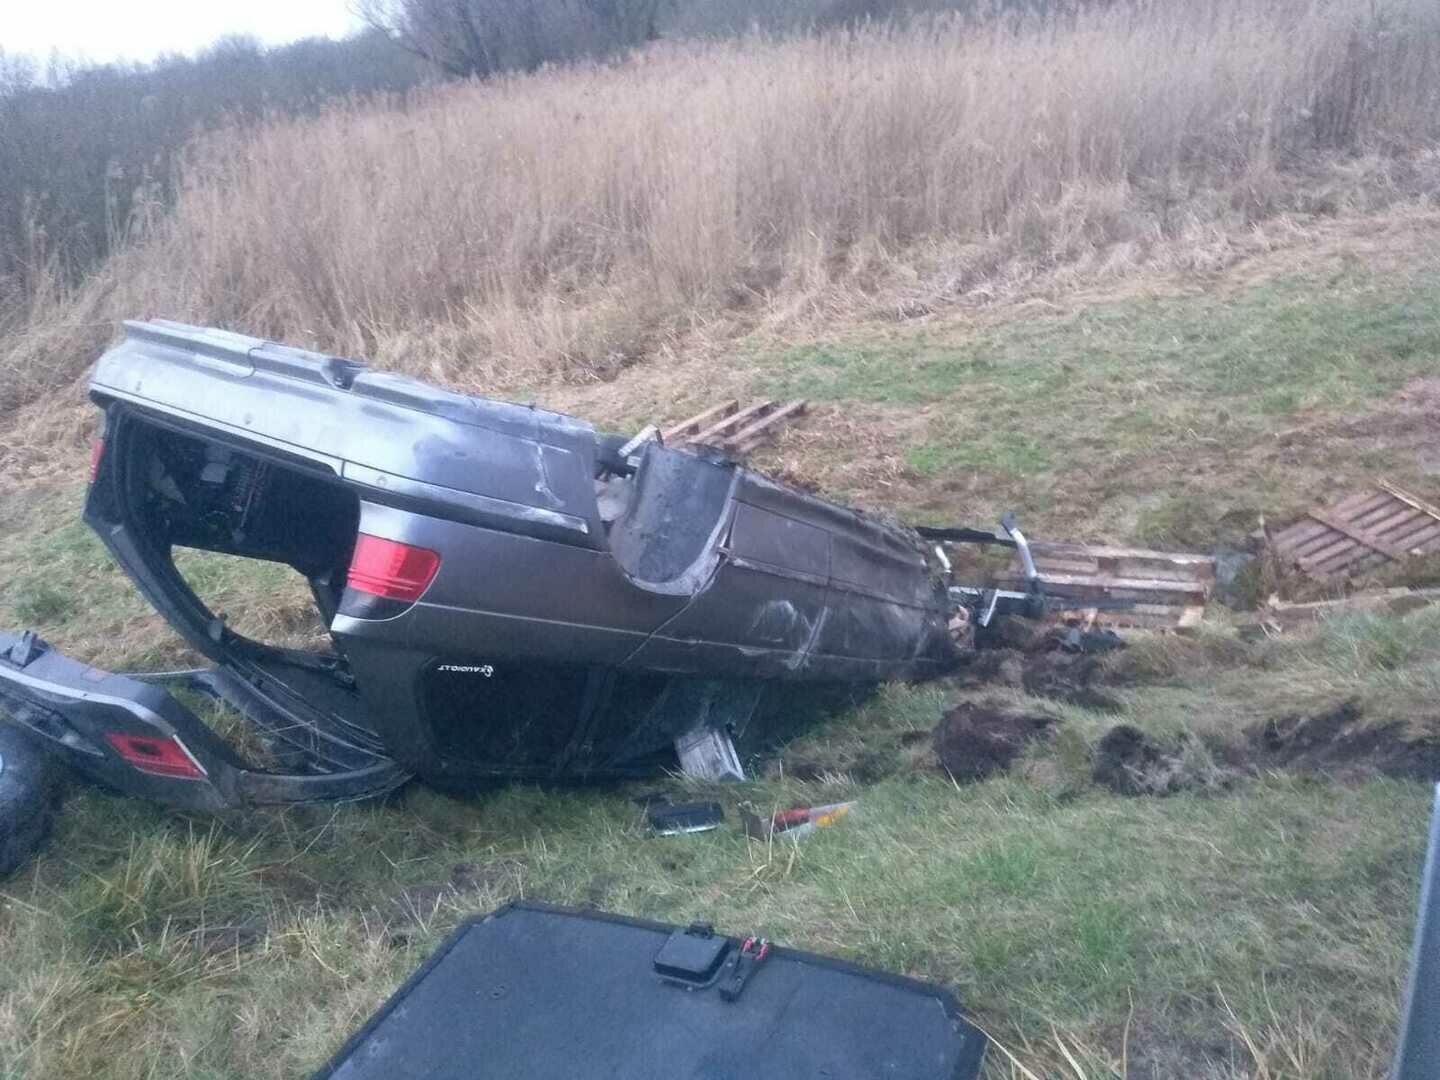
2 0 1437 410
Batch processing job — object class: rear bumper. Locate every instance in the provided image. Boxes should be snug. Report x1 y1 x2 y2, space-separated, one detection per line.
0 632 409 810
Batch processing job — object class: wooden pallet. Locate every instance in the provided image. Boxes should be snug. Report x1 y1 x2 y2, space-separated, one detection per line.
995 540 1215 629
1239 587 1440 635
662 399 808 456
1269 481 1440 580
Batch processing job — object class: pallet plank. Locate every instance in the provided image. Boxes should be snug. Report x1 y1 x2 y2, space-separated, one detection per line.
690 400 776 445
1300 508 1431 568
1381 481 1440 524
999 535 1213 629
1025 540 1215 566
662 400 738 442
1273 483 1440 581
1274 491 1393 546
724 399 808 453
998 570 1209 595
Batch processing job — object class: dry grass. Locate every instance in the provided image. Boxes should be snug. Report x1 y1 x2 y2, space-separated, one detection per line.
2 0 1438 415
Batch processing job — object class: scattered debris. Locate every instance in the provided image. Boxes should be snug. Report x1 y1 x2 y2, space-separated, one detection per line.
1056 626 1126 654
675 725 747 781
739 800 857 840
647 801 726 836
1270 480 1440 581
1021 627 1127 709
662 398 809 456
980 613 1048 652
933 703 1059 783
1241 587 1440 636
995 539 1215 629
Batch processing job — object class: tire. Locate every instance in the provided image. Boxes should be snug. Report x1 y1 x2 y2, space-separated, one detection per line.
0 723 65 879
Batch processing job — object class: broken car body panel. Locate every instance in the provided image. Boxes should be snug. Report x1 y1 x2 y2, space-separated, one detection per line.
0 320 961 806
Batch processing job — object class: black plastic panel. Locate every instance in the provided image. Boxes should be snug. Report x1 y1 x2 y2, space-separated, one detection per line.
316 903 986 1080
420 660 594 768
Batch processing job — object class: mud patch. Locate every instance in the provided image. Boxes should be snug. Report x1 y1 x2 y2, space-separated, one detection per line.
1091 703 1440 797
952 648 1024 690
1264 377 1440 487
1092 725 1202 796
1249 701 1440 780
933 702 1060 782
1330 376 1440 477
1022 650 1124 712
965 619 1127 709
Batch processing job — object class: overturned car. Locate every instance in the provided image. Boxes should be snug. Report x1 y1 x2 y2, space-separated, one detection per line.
0 320 1050 870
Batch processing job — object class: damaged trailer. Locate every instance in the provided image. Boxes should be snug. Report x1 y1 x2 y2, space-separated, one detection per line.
0 320 1051 869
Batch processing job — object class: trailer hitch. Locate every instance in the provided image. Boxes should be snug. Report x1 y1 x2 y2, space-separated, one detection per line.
934 512 1153 627
927 512 1047 624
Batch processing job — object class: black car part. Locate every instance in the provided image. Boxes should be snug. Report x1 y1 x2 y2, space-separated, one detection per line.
314 902 987 1079
0 722 66 879
1393 783 1440 1080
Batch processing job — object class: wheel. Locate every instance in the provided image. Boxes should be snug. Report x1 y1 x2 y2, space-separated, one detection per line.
0 723 66 879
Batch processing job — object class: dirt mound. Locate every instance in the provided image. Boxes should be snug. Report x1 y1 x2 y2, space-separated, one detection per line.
952 648 1025 689
1249 702 1440 780
933 702 1060 782
1092 703 1440 797
1021 650 1124 712
1093 725 1176 795
961 619 1127 708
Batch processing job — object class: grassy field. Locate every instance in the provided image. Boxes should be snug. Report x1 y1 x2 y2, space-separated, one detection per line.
2 216 1439 1078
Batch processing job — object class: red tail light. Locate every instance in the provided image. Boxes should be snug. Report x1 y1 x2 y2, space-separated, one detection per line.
89 437 106 483
347 534 441 603
104 733 207 779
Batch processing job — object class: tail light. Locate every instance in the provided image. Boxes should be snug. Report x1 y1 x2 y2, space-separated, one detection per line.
104 733 207 779
347 534 441 603
89 437 106 483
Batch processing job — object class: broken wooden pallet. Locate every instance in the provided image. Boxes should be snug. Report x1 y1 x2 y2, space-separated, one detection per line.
1239 587 1440 635
1270 481 1440 581
995 540 1216 629
662 399 808 456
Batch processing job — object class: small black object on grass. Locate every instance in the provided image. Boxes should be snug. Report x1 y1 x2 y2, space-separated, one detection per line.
646 800 725 836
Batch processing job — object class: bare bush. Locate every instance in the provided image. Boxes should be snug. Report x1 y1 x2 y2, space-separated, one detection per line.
359 0 661 77
1 0 1437 413
0 32 435 335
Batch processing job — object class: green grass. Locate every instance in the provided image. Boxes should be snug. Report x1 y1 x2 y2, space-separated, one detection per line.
0 487 323 668
3 247 1440 1078
766 273 1439 416
756 262 1440 544
1 730 1427 1077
